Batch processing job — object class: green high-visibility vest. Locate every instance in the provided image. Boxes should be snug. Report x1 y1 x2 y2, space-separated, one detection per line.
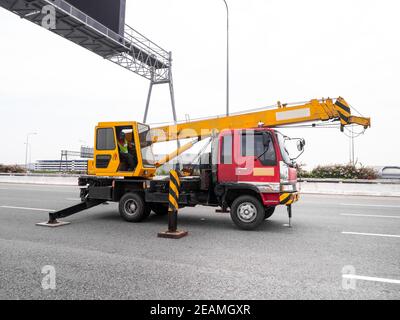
118 139 128 154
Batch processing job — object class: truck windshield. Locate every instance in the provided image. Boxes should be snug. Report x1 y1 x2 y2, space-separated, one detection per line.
138 123 156 168
276 132 293 166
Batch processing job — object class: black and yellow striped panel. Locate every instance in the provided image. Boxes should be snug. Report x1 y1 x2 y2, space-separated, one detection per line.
280 193 299 205
169 170 181 212
334 97 351 126
280 193 292 205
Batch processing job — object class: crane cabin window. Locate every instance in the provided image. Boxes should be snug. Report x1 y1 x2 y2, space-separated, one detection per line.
137 123 156 168
96 128 116 151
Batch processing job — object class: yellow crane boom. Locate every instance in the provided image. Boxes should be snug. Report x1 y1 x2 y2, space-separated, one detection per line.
151 97 370 143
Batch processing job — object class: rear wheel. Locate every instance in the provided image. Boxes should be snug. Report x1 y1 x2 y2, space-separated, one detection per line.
264 207 276 220
230 195 265 230
119 193 150 222
150 203 169 216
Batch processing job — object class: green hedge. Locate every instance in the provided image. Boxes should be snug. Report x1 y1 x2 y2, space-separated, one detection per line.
298 164 378 180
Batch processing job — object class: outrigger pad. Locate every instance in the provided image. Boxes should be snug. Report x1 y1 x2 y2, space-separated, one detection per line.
158 230 188 239
36 221 71 228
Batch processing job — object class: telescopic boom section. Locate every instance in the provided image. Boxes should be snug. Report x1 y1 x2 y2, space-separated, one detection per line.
150 97 371 143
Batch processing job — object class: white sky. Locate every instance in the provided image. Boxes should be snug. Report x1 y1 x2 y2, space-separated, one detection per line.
0 0 399 168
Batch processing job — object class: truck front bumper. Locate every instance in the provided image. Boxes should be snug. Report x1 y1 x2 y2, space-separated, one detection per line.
260 192 300 206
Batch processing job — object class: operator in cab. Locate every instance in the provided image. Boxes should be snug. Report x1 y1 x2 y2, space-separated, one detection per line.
117 131 137 171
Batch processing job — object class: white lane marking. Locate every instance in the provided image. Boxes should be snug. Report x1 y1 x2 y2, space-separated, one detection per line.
342 231 400 238
341 213 400 219
341 203 400 208
343 274 400 285
0 205 55 212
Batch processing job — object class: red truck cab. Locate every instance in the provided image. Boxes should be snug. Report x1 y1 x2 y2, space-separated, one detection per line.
214 128 300 229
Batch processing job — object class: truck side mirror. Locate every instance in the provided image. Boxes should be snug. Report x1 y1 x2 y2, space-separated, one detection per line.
297 139 306 152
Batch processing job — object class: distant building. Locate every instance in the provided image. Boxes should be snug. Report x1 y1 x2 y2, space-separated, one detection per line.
34 160 88 172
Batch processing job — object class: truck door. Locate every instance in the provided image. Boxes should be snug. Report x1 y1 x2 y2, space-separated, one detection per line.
217 131 237 182
236 130 280 185
94 126 120 174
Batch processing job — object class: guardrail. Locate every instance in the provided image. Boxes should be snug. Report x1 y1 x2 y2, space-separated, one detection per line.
299 178 400 185
0 174 399 196
0 173 81 177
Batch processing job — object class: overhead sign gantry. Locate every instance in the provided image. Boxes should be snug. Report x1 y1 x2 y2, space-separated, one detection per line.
0 0 176 123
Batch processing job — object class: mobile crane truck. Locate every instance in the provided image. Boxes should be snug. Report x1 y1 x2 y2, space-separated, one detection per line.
42 97 370 230
0 0 371 230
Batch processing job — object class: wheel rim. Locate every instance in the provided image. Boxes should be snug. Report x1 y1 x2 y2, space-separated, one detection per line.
124 199 139 216
237 202 258 223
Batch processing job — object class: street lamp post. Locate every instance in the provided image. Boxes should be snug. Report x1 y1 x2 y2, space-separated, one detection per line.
350 125 355 166
25 132 37 171
222 0 230 116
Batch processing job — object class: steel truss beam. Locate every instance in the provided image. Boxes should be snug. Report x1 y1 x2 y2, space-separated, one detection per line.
0 0 177 124
0 0 171 82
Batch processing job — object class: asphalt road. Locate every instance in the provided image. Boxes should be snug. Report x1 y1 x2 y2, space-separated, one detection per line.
0 183 399 300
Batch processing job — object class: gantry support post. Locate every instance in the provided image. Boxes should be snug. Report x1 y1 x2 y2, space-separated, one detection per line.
143 52 182 170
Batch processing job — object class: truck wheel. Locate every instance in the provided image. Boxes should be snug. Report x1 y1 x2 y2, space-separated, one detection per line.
264 207 276 220
151 203 169 216
119 193 150 222
230 195 265 230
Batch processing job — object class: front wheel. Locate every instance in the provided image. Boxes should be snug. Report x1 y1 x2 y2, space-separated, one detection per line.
119 193 150 222
230 195 265 230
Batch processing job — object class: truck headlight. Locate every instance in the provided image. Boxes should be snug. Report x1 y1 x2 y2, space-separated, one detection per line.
281 184 294 192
